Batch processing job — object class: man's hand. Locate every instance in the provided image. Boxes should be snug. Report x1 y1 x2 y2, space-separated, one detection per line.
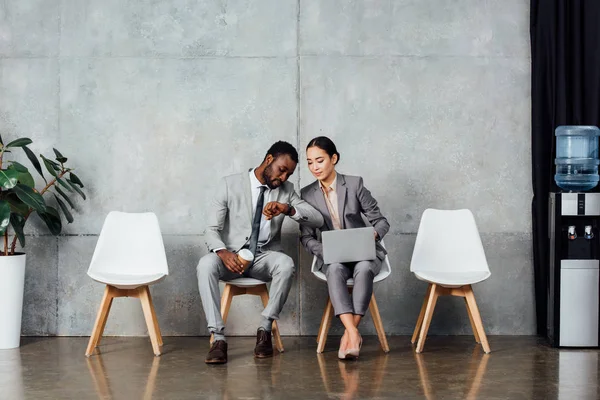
216 249 244 274
374 231 380 240
263 201 295 220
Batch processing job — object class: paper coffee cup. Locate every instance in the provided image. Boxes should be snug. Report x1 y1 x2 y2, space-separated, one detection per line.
237 249 254 270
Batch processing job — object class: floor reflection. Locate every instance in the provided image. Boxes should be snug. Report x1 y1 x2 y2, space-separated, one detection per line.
415 346 489 400
317 351 388 399
558 351 598 400
0 349 24 400
86 354 160 400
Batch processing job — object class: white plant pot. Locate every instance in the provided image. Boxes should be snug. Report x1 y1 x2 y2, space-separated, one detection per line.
0 254 26 349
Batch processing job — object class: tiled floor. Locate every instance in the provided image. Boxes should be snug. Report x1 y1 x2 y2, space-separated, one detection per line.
0 336 598 399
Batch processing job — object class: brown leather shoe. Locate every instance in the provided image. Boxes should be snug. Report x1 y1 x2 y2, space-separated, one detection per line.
205 340 228 364
254 329 274 358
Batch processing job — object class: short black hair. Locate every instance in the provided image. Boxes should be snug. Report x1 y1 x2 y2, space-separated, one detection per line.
307 136 340 164
264 141 299 163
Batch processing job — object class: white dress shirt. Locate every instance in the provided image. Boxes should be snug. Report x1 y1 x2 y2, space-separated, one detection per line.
249 168 273 245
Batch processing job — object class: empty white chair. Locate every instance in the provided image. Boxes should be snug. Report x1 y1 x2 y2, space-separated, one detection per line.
312 241 391 353
210 277 285 352
85 212 169 357
410 209 491 353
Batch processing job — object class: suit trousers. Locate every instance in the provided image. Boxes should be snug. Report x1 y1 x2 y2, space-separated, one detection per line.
324 258 382 317
197 250 295 335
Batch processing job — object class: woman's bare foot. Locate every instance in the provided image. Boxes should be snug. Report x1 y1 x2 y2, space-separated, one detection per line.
346 328 361 353
339 330 349 353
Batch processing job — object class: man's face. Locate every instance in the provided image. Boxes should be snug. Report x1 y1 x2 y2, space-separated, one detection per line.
262 154 297 189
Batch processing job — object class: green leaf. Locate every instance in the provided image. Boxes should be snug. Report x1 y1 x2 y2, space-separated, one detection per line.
67 179 86 200
6 194 29 216
0 169 19 189
13 184 46 212
0 200 11 236
10 214 25 248
69 172 84 188
56 177 73 193
48 159 61 171
38 206 62 236
53 148 67 163
55 186 75 209
54 194 73 223
0 134 4 145
23 146 45 182
9 161 28 173
6 138 32 148
41 156 58 177
17 171 35 188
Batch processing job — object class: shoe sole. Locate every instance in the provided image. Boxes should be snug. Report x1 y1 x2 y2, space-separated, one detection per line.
205 359 227 364
254 352 274 359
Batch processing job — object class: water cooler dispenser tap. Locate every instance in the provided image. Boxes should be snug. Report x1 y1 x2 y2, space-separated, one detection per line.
584 225 594 240
568 226 577 240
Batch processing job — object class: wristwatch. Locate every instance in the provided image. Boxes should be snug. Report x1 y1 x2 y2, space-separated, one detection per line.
285 203 294 215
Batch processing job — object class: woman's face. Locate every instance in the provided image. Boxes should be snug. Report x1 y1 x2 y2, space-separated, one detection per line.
307 146 337 182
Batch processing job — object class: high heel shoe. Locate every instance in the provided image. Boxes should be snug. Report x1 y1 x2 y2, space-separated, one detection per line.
342 334 362 360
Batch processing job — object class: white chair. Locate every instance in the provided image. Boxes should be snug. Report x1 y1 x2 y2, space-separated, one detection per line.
312 241 391 353
210 278 285 353
410 209 491 353
85 212 169 357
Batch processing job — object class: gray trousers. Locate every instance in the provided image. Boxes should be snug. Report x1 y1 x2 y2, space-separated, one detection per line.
196 250 295 335
325 258 382 317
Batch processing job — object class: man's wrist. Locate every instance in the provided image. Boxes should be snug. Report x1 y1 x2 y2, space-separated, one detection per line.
285 203 295 216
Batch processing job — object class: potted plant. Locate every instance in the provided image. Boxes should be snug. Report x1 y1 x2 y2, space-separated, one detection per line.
0 136 86 349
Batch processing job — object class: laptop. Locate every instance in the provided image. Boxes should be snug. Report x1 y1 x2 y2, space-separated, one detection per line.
322 227 376 264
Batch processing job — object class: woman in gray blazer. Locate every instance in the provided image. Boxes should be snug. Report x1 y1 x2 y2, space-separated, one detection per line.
300 136 390 360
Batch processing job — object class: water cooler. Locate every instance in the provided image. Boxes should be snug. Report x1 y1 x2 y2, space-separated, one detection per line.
547 126 600 347
548 193 600 347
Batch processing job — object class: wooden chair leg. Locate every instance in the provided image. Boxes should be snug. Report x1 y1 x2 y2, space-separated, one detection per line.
464 295 481 344
258 285 284 352
86 285 114 356
412 284 432 344
145 288 163 347
220 284 235 323
317 299 328 344
463 285 491 353
369 294 390 353
94 286 116 349
317 297 334 353
139 286 162 356
416 284 439 353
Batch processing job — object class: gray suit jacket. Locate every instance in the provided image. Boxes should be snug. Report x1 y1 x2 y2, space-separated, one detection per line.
300 174 390 270
204 169 324 253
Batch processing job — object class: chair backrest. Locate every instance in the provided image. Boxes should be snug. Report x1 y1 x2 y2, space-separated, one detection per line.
88 212 169 276
310 240 391 282
410 209 489 274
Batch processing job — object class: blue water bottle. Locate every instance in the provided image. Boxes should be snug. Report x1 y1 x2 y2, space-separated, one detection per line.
555 125 600 192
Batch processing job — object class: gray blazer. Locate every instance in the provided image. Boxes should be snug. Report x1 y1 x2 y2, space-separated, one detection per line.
300 174 390 270
204 169 324 253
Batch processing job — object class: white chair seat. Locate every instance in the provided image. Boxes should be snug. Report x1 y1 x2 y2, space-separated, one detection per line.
88 271 167 289
413 270 491 287
223 277 268 288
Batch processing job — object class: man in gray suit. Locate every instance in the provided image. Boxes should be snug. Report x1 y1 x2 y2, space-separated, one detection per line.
197 141 324 364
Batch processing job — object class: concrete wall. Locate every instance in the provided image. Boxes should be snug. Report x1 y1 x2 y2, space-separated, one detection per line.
0 0 533 337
